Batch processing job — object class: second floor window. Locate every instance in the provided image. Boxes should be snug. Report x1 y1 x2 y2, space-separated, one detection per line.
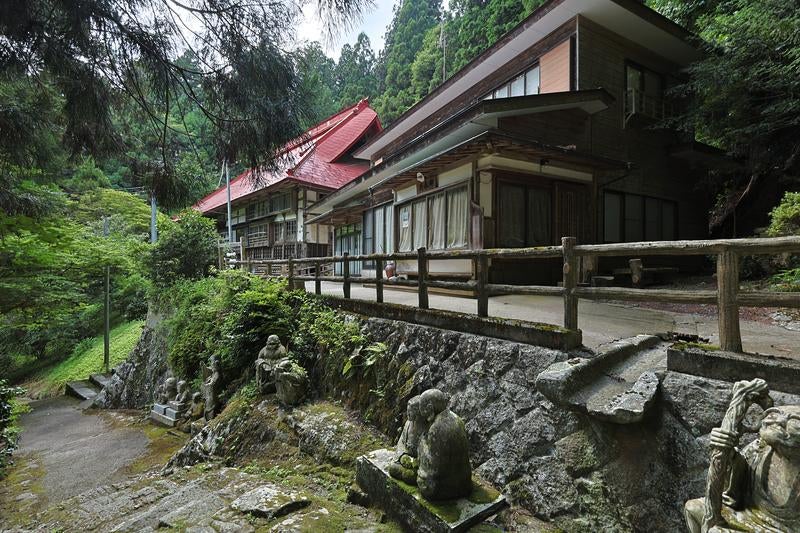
625 63 664 120
487 65 540 101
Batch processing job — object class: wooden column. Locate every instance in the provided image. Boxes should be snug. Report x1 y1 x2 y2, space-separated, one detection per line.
343 252 351 299
375 258 384 303
418 247 429 309
476 254 489 318
629 258 643 288
287 257 294 289
562 236 578 330
314 260 321 295
717 249 743 352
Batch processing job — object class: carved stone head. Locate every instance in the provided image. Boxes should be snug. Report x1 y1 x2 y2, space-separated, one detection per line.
266 335 281 349
761 405 800 456
407 395 422 422
419 389 449 423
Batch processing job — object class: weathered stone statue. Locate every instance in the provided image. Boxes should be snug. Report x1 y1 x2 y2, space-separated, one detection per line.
181 392 206 434
169 380 191 414
684 378 800 533
157 377 177 405
203 355 222 420
273 359 308 406
255 335 287 393
416 389 472 500
388 395 425 485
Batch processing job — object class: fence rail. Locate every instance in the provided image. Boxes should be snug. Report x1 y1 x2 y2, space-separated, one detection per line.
234 236 800 353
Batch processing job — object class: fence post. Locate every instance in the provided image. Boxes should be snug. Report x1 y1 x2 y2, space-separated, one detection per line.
476 254 489 318
343 252 351 299
314 260 321 295
629 258 643 288
562 237 578 330
717 249 743 352
418 247 429 309
287 257 294 290
375 257 384 304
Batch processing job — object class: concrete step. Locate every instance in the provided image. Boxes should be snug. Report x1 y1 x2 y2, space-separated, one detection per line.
65 380 101 401
89 373 112 390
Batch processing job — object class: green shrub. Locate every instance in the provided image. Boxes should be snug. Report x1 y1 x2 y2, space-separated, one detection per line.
1 379 26 478
163 271 293 388
771 268 800 292
145 209 217 288
767 192 800 237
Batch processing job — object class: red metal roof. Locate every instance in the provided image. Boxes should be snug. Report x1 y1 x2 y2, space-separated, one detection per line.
194 99 380 214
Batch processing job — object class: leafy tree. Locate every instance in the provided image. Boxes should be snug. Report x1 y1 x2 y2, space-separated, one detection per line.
297 43 341 127
650 0 800 231
336 33 380 108
145 210 218 288
375 0 443 123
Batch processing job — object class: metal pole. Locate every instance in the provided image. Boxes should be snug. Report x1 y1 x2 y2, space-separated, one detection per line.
103 217 110 373
225 159 232 243
150 195 158 243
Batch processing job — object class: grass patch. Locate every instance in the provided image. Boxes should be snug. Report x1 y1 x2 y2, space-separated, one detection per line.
23 320 144 398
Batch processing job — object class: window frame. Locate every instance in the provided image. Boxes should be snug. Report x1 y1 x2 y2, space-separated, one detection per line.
395 181 471 252
603 190 678 243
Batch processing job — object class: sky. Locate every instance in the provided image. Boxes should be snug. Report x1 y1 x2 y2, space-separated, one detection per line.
296 0 397 60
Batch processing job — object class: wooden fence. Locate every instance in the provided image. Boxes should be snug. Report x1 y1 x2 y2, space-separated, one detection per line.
236 236 800 353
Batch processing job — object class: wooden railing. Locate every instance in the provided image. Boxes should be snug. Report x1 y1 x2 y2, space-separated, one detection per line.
235 236 800 353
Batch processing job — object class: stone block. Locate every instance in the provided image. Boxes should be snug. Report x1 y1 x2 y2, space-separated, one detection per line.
667 345 800 395
150 409 176 427
152 403 168 415
230 484 310 519
356 449 507 533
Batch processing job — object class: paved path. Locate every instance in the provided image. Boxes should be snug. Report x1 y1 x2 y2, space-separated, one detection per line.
10 396 149 505
308 281 800 358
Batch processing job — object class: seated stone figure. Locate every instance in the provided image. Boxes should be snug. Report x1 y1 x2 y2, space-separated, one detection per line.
685 385 800 532
416 389 472 501
157 377 177 405
274 359 308 406
170 380 191 414
255 335 287 394
388 395 425 485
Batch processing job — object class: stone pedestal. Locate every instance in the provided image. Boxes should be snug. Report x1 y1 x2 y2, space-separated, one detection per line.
356 449 507 533
150 403 178 427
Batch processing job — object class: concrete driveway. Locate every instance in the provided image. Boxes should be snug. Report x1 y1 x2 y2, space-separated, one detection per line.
306 281 800 358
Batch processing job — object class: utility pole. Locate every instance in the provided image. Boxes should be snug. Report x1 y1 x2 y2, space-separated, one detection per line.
103 217 110 373
439 20 446 84
225 159 232 243
150 194 158 243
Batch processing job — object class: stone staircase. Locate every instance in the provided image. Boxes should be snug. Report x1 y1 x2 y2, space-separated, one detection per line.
65 373 112 402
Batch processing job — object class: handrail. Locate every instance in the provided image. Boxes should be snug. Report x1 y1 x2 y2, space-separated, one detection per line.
235 236 800 353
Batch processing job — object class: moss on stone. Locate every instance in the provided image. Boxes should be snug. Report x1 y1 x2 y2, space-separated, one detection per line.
672 341 721 352
391 475 500 524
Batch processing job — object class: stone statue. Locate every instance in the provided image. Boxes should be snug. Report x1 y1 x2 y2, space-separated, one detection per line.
169 380 191 415
274 359 308 407
203 355 222 420
255 335 287 394
415 389 472 501
684 378 800 532
388 395 425 485
180 392 206 434
157 377 177 405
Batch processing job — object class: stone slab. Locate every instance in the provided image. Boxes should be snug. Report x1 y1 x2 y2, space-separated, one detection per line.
356 449 507 533
89 373 112 390
150 409 176 427
324 296 582 351
230 484 310 519
165 407 179 419
667 345 800 395
536 335 665 424
152 403 168 415
65 380 99 401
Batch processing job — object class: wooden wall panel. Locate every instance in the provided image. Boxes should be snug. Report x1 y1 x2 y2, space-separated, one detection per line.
540 39 571 94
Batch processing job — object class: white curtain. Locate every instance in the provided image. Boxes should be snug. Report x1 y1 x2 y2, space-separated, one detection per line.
375 207 385 253
413 200 427 250
428 193 446 250
385 205 394 253
447 187 468 248
398 204 412 251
